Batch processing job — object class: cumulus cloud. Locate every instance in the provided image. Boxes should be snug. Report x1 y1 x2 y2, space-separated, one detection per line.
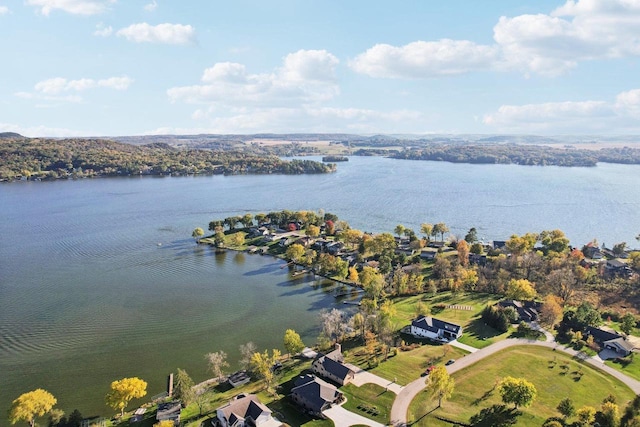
26 0 115 16
168 49 340 106
0 6 9 15
483 88 640 132
350 39 499 78
93 23 113 37
351 0 640 78
116 23 195 45
34 76 133 94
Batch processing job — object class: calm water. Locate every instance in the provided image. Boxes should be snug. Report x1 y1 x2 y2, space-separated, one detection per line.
1 156 639 422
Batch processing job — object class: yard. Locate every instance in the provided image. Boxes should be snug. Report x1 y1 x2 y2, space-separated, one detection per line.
392 292 508 349
407 345 635 427
340 383 395 425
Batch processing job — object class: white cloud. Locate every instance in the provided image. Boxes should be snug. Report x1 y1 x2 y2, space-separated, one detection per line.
483 88 640 132
0 6 9 15
15 91 83 104
116 23 195 45
33 76 133 94
144 0 157 11
350 39 499 78
351 0 640 78
93 23 113 37
26 0 115 16
168 49 340 106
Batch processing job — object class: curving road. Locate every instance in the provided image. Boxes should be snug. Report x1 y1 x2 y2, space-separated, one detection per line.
390 338 640 426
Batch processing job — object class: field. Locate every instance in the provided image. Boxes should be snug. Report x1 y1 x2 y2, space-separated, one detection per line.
407 346 635 427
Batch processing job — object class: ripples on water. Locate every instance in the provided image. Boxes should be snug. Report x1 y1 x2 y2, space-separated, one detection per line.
1 158 639 421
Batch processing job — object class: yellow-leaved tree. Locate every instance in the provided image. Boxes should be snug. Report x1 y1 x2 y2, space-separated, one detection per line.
9 389 57 427
106 377 147 416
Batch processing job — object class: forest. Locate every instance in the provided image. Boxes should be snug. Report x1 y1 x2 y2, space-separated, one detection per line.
0 137 336 181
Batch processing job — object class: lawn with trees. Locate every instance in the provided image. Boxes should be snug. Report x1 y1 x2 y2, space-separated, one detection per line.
407 346 635 426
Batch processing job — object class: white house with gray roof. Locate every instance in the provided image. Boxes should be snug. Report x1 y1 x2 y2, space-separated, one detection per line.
410 316 462 342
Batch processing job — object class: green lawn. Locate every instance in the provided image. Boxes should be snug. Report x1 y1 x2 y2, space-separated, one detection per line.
407 346 635 427
366 344 468 385
605 354 640 381
341 383 395 425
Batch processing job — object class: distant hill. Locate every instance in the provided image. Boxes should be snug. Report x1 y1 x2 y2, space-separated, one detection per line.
0 132 24 139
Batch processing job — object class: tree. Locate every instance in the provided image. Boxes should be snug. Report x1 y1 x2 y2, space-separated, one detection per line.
540 295 563 327
539 229 570 255
497 377 537 408
224 216 240 230
597 401 620 427
576 406 596 426
426 365 455 408
173 369 195 406
433 222 449 242
557 398 576 420
351 312 365 339
205 351 229 380
505 279 536 301
105 377 147 416
9 389 57 427
283 329 304 358
250 349 281 393
320 308 348 343
348 266 359 282
254 213 267 225
613 242 628 256
192 227 204 242
285 243 305 266
239 342 257 370
465 227 478 243
505 233 538 257
394 224 406 238
421 223 434 242
155 420 176 427
457 240 470 266
621 313 636 336
574 301 602 327
306 224 320 238
213 225 226 248
240 213 254 228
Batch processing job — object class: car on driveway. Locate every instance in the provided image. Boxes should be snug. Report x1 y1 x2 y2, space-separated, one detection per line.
445 359 455 366
421 365 436 376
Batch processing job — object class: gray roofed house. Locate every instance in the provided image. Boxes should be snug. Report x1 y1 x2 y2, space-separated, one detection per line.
603 337 636 357
311 344 354 386
410 316 462 342
156 401 181 425
496 300 541 322
215 394 280 427
290 374 343 417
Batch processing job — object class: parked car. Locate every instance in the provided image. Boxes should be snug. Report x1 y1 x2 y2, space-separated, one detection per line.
421 365 436 376
445 359 455 366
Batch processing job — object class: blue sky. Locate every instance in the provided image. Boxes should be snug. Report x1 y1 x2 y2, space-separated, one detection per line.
1 0 640 137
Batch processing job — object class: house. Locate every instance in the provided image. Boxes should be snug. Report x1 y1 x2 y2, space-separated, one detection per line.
468 253 487 266
410 316 462 342
493 241 507 250
496 300 541 322
586 326 621 344
603 337 636 357
311 344 355 386
215 394 280 427
156 401 181 425
605 259 632 278
290 374 344 417
420 249 437 260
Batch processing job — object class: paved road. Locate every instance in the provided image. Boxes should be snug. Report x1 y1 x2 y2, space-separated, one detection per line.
323 405 385 427
390 338 640 426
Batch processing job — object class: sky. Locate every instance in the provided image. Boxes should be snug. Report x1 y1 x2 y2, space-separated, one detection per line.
1 0 640 137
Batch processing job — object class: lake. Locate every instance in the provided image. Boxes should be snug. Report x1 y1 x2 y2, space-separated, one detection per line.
1 156 639 422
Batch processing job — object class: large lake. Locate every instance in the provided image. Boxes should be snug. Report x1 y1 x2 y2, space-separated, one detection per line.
1 156 639 422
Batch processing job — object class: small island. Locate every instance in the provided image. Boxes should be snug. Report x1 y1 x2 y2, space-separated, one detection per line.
321 155 349 162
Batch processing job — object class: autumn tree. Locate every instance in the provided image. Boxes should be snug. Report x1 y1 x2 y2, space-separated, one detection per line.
239 342 257 370
597 401 620 427
351 312 366 340
9 389 57 427
285 243 305 264
320 308 349 343
426 366 455 408
192 227 204 242
540 295 563 327
497 377 537 409
539 229 570 255
576 406 596 426
250 349 281 393
506 233 538 257
173 369 195 406
205 351 229 380
457 240 470 266
240 213 254 228
306 224 320 238
283 329 304 358
155 420 175 427
105 377 147 416
348 266 359 282
420 223 434 242
505 279 536 301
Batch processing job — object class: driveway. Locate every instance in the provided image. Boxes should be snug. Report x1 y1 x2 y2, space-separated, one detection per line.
323 405 385 427
345 363 404 394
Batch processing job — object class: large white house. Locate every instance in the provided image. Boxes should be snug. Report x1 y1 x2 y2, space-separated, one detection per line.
410 316 462 342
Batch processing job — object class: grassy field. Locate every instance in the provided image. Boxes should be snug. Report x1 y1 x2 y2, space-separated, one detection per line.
392 292 508 349
341 383 395 424
605 355 640 381
407 346 635 427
